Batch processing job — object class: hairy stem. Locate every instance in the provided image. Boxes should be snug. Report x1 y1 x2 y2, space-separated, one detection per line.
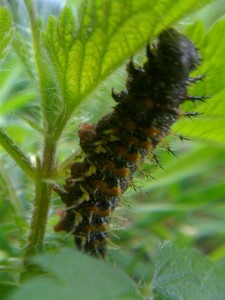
24 0 58 255
26 139 57 255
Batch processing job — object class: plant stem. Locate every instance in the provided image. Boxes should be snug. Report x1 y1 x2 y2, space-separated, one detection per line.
24 0 58 255
26 138 57 255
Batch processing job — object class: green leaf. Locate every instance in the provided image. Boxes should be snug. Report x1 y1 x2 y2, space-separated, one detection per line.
0 128 35 180
42 0 212 137
152 242 225 300
9 249 143 300
0 7 13 60
0 90 36 115
131 143 224 194
19 114 44 134
0 163 26 234
12 32 36 80
174 18 225 144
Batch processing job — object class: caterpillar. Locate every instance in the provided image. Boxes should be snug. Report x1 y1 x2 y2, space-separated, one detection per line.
53 28 204 258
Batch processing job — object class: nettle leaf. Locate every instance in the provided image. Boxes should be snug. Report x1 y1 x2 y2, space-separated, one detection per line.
9 249 143 300
0 7 13 60
0 129 34 180
13 32 36 81
152 242 225 300
42 0 212 131
174 18 225 144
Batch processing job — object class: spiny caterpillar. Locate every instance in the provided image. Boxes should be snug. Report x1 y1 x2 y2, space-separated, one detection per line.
53 28 204 258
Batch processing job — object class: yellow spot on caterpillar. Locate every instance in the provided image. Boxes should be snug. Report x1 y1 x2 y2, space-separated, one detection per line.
103 129 113 134
95 144 107 153
107 134 119 142
86 164 97 176
94 139 105 145
74 211 83 226
78 185 90 202
103 128 117 135
102 128 119 141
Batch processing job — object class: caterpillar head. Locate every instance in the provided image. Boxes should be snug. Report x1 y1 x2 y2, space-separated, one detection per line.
157 28 200 80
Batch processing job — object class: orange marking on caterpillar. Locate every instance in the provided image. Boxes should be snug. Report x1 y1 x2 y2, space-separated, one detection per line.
127 136 140 146
78 123 96 139
106 186 122 196
115 146 128 157
100 159 115 170
100 159 130 178
87 207 111 217
140 140 153 151
70 162 85 179
89 239 107 248
123 120 137 131
93 180 122 196
93 180 107 191
54 210 73 232
78 123 96 152
85 223 107 232
54 210 67 232
114 167 130 177
127 153 142 162
143 127 161 137
144 97 155 109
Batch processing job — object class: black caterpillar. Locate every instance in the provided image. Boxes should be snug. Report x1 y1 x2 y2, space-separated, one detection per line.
53 28 203 258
